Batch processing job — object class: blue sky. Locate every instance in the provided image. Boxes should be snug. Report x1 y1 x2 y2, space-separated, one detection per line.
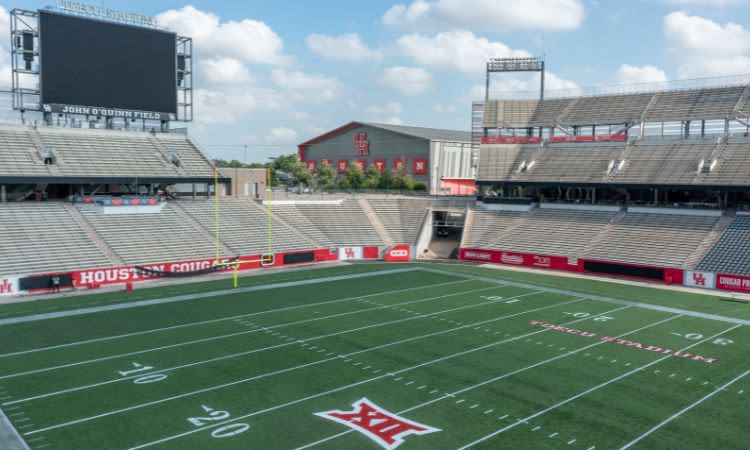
1 0 750 162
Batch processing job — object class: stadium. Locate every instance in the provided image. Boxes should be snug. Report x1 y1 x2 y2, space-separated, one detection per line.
0 2 749 450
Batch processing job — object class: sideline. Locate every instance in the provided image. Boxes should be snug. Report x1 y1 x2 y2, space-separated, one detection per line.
0 408 29 450
421 267 750 326
0 268 419 326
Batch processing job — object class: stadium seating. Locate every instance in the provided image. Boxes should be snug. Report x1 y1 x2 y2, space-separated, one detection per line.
697 214 750 276
488 208 616 257
0 203 112 276
613 141 714 184
77 203 217 265
367 198 430 244
154 134 214 177
0 126 50 176
704 143 750 185
483 86 748 129
477 143 544 181
582 212 717 268
462 209 524 248
272 199 384 247
525 144 625 182
177 199 315 255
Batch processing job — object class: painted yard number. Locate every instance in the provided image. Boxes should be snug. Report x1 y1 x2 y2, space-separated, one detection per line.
188 405 250 439
564 312 614 322
671 333 734 346
117 362 168 384
481 295 522 304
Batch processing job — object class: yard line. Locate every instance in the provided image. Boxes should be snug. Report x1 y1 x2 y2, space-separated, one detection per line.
6 287 538 406
125 304 627 450
0 277 469 360
619 365 750 449
293 310 675 450
0 408 30 450
456 324 741 450
0 283 496 380
27 293 577 437
422 268 750 327
0 268 423 327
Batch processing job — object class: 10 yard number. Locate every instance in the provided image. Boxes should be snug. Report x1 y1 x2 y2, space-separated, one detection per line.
116 362 168 384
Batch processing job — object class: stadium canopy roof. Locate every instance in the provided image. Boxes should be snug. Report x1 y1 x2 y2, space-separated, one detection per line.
298 121 472 147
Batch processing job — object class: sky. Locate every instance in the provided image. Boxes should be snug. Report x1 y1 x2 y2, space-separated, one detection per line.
1 0 750 163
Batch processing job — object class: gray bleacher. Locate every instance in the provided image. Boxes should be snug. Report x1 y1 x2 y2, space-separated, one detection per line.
524 144 624 182
0 126 50 176
583 213 717 268
613 141 714 184
704 143 750 185
483 85 747 129
0 203 112 276
463 209 524 248
78 203 217 265
477 144 543 181
697 215 750 276
272 199 384 247
367 198 429 244
37 128 181 178
154 134 214 177
489 208 616 257
178 199 314 255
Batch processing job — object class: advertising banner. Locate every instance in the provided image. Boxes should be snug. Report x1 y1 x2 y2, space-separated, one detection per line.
385 245 410 262
0 276 21 297
716 273 750 294
338 247 364 261
459 248 582 272
684 271 716 290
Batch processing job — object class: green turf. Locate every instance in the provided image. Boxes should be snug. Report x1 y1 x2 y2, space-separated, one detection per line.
0 263 747 449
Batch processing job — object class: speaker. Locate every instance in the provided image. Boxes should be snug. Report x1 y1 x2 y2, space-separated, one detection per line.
22 31 34 51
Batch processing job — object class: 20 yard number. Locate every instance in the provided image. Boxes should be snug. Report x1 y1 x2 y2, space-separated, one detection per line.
188 405 250 438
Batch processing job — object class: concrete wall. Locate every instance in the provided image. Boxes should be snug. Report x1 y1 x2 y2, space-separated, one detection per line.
220 168 268 199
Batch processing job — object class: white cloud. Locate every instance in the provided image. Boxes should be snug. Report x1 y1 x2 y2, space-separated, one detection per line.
156 6 289 66
364 102 404 125
614 64 669 84
270 69 344 102
396 30 531 74
378 67 434 95
664 11 750 77
193 88 288 124
264 127 298 143
306 33 382 61
433 104 457 113
383 0 583 32
666 0 749 4
489 72 580 96
199 57 254 85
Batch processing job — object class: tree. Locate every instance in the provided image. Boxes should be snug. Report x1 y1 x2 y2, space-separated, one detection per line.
363 165 381 189
378 169 394 190
272 154 299 173
343 163 364 189
290 160 313 186
315 161 336 189
391 167 414 190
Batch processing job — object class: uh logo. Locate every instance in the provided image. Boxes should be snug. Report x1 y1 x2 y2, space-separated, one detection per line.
316 398 440 449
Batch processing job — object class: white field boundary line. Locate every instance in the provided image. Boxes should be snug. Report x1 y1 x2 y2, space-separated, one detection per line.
619 365 750 449
5 286 534 405
0 408 30 450
421 268 750 327
0 282 491 381
0 268 422 327
27 292 581 438
0 275 467 359
456 324 742 450
122 305 630 450
295 313 683 450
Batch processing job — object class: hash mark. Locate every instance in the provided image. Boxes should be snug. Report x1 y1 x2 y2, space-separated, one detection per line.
470 404 479 409
455 399 465 404
405 381 414 386
484 409 494 414
685 377 692 382
429 389 439 394
362 366 372 370
739 390 745 394
703 381 709 386
417 385 426 390
499 415 508 420
568 439 577 445
549 432 558 438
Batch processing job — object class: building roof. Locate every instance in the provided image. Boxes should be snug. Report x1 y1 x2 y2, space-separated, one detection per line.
298 121 471 147
360 122 472 143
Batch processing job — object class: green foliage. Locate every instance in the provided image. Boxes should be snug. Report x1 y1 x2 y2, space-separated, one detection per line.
343 163 365 189
212 159 266 169
290 160 313 186
315 161 336 189
377 168 395 189
271 154 300 173
364 165 382 189
412 181 427 191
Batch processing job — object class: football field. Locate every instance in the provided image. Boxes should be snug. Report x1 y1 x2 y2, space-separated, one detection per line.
0 263 748 449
